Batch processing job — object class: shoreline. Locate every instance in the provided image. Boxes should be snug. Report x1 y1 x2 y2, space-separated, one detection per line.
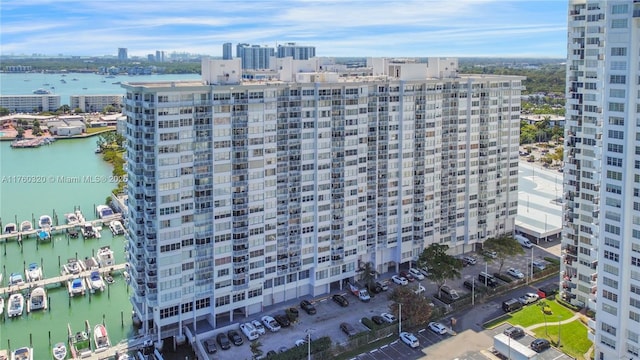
0 128 116 142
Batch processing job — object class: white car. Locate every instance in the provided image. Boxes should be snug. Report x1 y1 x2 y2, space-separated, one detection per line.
261 315 281 332
381 313 397 323
251 319 266 335
295 339 307 347
413 284 426 295
428 322 448 335
507 267 525 279
240 323 260 341
519 292 540 305
463 256 477 265
408 268 425 280
399 332 419 348
392 275 408 285
483 250 498 259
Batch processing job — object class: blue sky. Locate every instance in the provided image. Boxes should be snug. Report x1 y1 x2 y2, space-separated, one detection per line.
1 0 568 58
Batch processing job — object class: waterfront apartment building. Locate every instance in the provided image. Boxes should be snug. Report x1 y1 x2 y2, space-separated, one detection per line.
70 94 123 112
564 1 640 359
122 56 523 341
222 43 232 60
236 44 275 69
118 48 128 62
0 94 61 113
277 43 316 60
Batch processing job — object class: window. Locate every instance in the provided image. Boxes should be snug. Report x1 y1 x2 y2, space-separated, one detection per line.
610 75 626 84
611 19 628 28
611 4 628 14
611 47 627 56
602 289 618 302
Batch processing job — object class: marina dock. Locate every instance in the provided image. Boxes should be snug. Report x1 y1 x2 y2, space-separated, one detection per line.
0 214 122 242
0 263 126 296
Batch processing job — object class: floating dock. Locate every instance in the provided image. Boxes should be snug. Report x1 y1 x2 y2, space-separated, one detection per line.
0 214 122 242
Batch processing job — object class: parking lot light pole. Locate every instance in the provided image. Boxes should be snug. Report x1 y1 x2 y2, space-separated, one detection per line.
398 303 402 334
484 262 488 286
471 278 475 307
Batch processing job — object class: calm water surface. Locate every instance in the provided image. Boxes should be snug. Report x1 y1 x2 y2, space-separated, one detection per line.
0 137 136 357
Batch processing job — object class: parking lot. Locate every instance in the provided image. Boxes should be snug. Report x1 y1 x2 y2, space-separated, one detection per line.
487 323 573 360
353 327 452 360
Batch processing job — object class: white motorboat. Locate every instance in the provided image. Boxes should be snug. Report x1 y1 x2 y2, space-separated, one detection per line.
19 220 32 232
38 215 52 230
52 342 67 360
10 346 32 360
65 213 79 225
84 256 99 271
88 271 105 292
62 259 84 275
4 223 17 234
0 296 4 316
93 324 111 353
80 222 101 239
96 205 115 219
25 263 42 282
8 272 25 286
97 246 115 267
28 287 47 311
109 220 125 235
68 278 86 296
7 293 24 317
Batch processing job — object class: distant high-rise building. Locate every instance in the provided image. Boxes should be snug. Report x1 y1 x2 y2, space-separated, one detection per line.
565 1 640 359
277 43 316 60
147 54 155 62
155 50 165 62
118 48 128 62
122 56 523 341
236 43 274 69
222 43 232 60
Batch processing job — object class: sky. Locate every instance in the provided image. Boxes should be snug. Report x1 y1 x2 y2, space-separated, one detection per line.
0 0 568 58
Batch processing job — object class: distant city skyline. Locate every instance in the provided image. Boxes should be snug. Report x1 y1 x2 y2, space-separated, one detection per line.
1 0 568 58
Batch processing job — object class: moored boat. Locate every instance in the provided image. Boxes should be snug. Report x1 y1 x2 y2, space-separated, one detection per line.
38 215 52 229
97 246 115 267
7 293 24 317
68 278 85 296
3 223 17 234
25 263 42 282
8 273 25 286
68 322 92 358
52 342 67 360
64 213 79 225
80 223 97 239
0 296 4 316
87 271 105 292
109 220 125 235
28 287 47 312
62 259 84 275
96 205 115 219
93 324 111 353
19 221 32 232
10 346 32 360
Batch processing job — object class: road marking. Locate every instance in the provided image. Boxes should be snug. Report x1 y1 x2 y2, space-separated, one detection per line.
391 340 399 345
370 349 378 353
380 345 388 349
418 329 425 333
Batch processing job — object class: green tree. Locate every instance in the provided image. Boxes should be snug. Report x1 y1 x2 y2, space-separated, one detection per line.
16 127 25 139
358 261 377 292
416 244 463 296
388 285 432 329
102 105 117 114
0 107 9 116
57 104 70 114
73 107 84 114
249 340 263 358
483 235 525 274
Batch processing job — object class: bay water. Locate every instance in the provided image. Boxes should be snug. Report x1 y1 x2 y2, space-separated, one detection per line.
0 136 136 357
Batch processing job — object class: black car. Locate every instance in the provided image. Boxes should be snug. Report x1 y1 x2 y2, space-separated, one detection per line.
332 294 349 307
371 315 385 325
340 322 357 336
216 332 231 350
203 339 217 354
266 350 277 358
227 329 244 346
530 338 550 352
503 326 525 339
300 300 317 315
274 313 291 327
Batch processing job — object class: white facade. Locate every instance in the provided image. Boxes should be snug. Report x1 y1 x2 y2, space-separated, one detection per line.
565 1 640 359
70 94 123 112
122 57 523 341
0 95 61 113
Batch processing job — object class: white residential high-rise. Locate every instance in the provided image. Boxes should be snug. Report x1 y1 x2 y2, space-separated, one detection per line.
564 1 640 359
122 56 523 342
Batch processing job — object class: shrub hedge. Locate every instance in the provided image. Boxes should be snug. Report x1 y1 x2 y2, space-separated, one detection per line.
544 257 561 266
494 273 513 283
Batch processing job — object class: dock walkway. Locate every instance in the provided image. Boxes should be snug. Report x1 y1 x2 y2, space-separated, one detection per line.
0 263 126 295
0 214 122 242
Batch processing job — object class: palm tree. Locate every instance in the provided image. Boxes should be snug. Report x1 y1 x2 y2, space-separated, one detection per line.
359 261 377 290
250 340 263 358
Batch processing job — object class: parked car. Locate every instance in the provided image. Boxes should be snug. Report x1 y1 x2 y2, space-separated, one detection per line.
266 350 277 358
332 294 349 307
408 268 425 280
439 285 459 300
399 271 416 282
502 298 523 313
503 326 525 339
381 313 397 323
203 339 217 354
391 275 408 285
399 332 420 348
507 267 525 279
251 319 266 335
216 333 231 350
240 323 260 341
340 322 357 336
530 338 551 352
261 315 281 332
478 271 498 287
295 339 307 347
227 329 244 346
375 281 388 291
532 260 547 271
418 267 430 277
519 292 540 305
413 284 426 294
274 314 291 327
482 250 498 259
371 315 385 325
300 299 317 314
462 256 477 265
428 322 448 335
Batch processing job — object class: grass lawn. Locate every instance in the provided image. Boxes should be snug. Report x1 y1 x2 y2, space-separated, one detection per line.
485 299 575 328
532 320 592 360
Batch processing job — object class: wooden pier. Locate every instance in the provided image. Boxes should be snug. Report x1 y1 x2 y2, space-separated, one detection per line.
0 263 126 296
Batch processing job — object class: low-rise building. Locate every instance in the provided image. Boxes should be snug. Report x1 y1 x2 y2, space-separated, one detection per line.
0 95 61 113
70 94 123 112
